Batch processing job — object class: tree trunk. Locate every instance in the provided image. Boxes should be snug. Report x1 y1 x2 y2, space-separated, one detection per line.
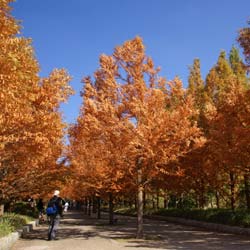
230 172 236 211
134 196 137 210
129 200 133 208
88 198 92 216
244 174 250 210
152 196 155 209
215 190 220 208
199 180 205 208
156 189 160 209
92 196 97 214
143 190 146 209
199 193 204 208
97 196 101 219
164 191 168 209
109 193 114 225
0 204 4 216
137 161 144 239
84 198 88 214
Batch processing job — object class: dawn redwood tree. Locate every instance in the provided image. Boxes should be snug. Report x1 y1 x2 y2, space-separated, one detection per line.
238 20 250 66
203 51 235 207
0 0 73 203
237 22 250 208
69 37 203 237
203 48 250 209
112 37 203 237
205 51 234 103
229 46 247 84
184 58 212 207
187 58 204 101
69 60 134 223
214 81 250 209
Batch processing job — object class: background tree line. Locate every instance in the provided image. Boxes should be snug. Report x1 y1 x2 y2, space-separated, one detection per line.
67 23 250 238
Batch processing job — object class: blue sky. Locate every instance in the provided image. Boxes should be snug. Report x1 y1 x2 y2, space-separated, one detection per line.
12 0 250 124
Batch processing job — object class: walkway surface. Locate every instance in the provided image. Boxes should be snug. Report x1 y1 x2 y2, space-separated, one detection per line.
11 210 250 250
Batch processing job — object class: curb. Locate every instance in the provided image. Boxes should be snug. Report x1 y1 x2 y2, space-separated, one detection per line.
0 220 38 250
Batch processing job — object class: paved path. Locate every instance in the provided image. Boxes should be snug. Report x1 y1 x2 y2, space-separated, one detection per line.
11 210 250 250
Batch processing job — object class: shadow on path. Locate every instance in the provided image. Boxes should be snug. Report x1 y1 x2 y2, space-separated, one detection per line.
12 210 250 250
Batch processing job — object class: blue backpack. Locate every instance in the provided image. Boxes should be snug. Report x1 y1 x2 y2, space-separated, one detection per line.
46 198 58 216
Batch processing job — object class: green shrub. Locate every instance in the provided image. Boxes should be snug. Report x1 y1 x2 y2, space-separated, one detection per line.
1 213 30 229
115 206 250 228
0 220 14 238
154 208 250 227
11 202 38 218
0 213 32 238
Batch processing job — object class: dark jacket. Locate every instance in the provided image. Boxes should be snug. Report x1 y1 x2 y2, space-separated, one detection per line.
48 195 64 216
37 199 44 211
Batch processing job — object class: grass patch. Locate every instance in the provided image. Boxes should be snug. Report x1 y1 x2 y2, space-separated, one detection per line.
0 213 32 238
115 207 137 216
0 220 14 238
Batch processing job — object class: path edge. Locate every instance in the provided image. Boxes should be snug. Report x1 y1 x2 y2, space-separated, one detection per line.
0 220 38 250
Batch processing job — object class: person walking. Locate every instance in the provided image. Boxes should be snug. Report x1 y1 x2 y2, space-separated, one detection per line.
36 198 45 222
47 190 63 241
64 201 69 212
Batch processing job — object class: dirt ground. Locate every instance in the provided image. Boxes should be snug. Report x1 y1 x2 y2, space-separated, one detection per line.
11 210 250 250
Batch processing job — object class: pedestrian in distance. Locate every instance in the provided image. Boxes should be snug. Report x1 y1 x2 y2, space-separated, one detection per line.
36 198 45 223
46 190 64 241
64 201 69 212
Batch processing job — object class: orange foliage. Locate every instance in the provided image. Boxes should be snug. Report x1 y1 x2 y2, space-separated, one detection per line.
0 0 74 201
238 20 250 65
68 37 203 201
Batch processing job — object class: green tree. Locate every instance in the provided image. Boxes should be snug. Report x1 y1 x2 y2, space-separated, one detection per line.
205 51 234 104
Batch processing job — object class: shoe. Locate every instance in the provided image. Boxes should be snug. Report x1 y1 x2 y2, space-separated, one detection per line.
48 234 52 241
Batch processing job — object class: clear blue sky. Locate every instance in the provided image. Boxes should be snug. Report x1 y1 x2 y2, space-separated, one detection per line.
12 0 250 124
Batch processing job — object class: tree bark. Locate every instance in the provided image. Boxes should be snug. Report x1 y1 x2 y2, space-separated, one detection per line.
230 172 236 211
0 204 4 216
164 191 168 209
97 196 101 219
137 160 144 239
199 180 205 208
215 190 220 208
92 196 97 214
109 193 114 225
84 198 88 214
156 189 160 209
143 190 146 209
244 174 250 210
88 198 92 216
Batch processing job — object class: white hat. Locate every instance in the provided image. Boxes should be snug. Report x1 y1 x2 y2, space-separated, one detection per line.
54 190 60 196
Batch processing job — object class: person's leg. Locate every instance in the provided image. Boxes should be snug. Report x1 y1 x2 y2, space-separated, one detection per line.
51 215 60 239
48 216 54 240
